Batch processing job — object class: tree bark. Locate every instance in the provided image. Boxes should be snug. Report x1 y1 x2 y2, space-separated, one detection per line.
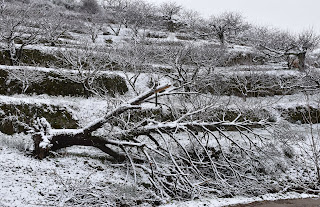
297 51 306 71
33 132 126 160
218 32 225 45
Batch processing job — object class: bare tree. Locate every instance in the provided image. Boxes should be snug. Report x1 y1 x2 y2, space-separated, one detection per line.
124 0 155 37
180 9 203 33
102 0 131 36
255 28 320 71
55 45 114 97
159 43 227 92
83 15 105 43
207 12 247 45
42 12 71 46
159 1 183 32
0 1 44 65
294 30 320 70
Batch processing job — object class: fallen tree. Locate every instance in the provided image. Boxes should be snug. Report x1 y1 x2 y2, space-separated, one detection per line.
32 84 271 200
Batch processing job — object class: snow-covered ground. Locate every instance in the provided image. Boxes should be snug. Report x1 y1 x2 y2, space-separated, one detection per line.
0 143 156 207
0 144 121 206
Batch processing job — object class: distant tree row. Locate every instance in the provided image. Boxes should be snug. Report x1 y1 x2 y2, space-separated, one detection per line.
81 0 319 71
0 0 319 70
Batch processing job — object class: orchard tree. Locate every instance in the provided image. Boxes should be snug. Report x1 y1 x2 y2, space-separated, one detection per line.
251 27 295 64
83 15 105 43
111 38 152 94
258 28 320 70
157 43 227 94
292 30 320 70
159 1 183 32
79 0 105 43
0 1 44 65
102 0 131 36
124 0 155 37
42 12 71 46
180 9 203 33
55 44 115 98
207 12 247 45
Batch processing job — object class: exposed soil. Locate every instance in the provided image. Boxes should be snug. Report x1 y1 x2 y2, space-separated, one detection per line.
230 197 320 207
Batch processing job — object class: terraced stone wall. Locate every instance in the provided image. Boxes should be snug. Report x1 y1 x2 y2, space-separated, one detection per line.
0 103 78 135
0 68 128 97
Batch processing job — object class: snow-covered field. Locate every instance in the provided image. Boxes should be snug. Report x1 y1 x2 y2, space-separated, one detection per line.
0 145 109 206
0 143 156 207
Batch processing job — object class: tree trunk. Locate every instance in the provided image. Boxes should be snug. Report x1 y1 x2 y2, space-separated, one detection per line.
297 51 306 71
287 55 292 69
8 39 16 66
217 32 225 45
33 132 126 160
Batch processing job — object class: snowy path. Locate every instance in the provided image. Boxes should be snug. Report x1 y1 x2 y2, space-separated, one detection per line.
162 193 317 207
230 197 320 207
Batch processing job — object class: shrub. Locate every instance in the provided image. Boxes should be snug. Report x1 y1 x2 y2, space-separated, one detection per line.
175 34 195 41
104 38 113 44
146 32 168 39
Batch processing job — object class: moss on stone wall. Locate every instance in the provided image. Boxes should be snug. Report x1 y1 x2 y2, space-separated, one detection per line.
278 105 320 124
200 73 308 97
0 103 78 135
0 49 60 67
0 68 128 97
